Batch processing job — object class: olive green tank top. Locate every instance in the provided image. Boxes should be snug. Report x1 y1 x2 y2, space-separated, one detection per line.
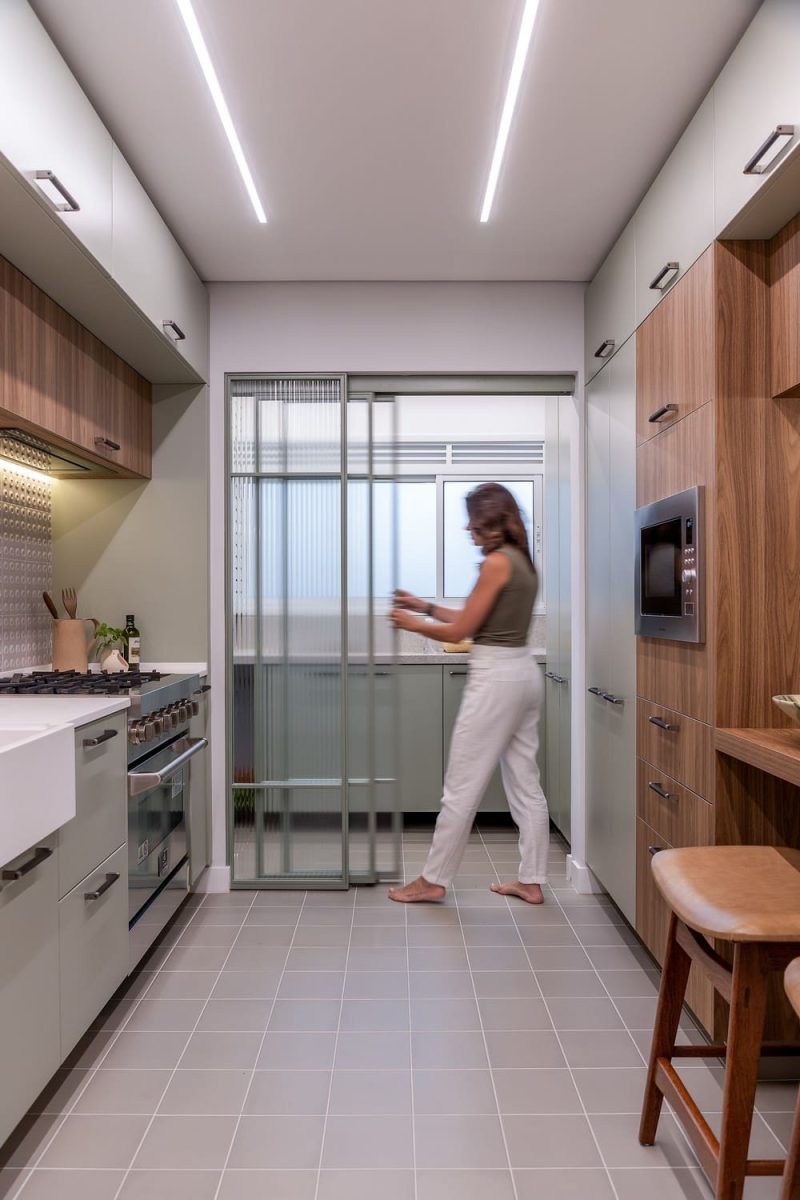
474 546 538 647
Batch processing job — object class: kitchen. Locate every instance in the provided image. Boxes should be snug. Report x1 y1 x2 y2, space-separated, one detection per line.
2 1 800 1198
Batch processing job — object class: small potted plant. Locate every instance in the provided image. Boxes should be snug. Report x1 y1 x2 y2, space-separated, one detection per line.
94 623 128 673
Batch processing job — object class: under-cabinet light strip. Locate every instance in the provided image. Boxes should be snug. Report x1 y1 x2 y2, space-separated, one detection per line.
174 0 268 224
480 0 542 223
0 456 53 484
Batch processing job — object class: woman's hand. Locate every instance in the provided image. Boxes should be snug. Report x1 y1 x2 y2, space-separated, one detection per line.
390 608 422 632
394 589 427 613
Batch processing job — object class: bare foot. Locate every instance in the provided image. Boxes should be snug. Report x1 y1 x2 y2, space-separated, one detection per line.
490 880 544 905
388 876 446 904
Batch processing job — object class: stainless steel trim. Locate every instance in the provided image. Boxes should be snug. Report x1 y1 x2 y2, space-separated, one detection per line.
128 736 208 796
649 715 679 732
602 693 623 705
648 781 674 800
82 728 119 748
648 404 678 424
588 686 604 696
84 872 120 901
648 845 663 856
449 670 468 676
34 170 80 212
594 339 615 359
635 484 705 643
2 845 53 881
162 320 186 341
743 124 795 175
649 261 679 291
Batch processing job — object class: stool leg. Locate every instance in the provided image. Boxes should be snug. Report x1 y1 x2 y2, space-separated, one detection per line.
781 1083 800 1200
640 912 691 1146
717 943 768 1200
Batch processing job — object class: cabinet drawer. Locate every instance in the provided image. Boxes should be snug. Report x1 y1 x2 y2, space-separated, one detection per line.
0 835 60 1146
636 760 713 850
636 700 712 798
59 843 128 1058
59 711 127 898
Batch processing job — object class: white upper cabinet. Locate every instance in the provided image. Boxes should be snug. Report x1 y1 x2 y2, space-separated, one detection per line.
634 94 714 326
714 0 800 236
112 147 209 379
584 219 636 385
0 0 113 272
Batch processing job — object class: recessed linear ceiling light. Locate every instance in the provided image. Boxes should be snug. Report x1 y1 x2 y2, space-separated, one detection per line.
480 0 542 223
174 0 267 223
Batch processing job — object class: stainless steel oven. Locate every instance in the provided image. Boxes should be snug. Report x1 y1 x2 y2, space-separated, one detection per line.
635 486 704 643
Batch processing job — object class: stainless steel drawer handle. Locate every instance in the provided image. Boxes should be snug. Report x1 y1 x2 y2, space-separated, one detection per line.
82 727 119 748
602 693 623 705
743 124 795 175
648 781 674 800
84 872 120 901
648 715 679 732
649 261 679 291
94 436 121 452
2 845 53 881
594 339 615 359
648 403 678 424
449 670 468 676
129 736 208 797
34 170 80 212
648 845 663 857
194 684 212 694
588 686 604 696
554 675 568 685
373 670 391 677
162 320 186 341
544 671 556 680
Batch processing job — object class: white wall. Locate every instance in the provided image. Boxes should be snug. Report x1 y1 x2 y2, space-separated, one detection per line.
207 281 587 889
395 394 547 441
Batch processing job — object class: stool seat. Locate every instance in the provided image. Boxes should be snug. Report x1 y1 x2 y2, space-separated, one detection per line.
652 845 800 942
786 958 800 1016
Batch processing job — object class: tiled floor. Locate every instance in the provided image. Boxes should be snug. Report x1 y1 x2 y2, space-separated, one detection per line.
1 824 797 1200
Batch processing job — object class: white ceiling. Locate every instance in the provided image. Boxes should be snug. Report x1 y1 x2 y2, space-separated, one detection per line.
31 0 760 283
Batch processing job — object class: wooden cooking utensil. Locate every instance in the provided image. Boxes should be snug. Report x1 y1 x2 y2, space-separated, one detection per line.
42 591 59 620
62 587 78 619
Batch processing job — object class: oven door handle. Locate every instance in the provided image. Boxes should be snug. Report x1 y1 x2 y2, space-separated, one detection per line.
128 736 208 797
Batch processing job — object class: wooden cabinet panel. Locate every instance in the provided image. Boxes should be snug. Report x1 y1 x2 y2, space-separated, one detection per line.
636 700 712 799
636 759 713 849
636 248 715 444
769 210 800 399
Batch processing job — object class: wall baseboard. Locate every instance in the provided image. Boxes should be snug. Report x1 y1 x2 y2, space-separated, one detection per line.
193 864 231 893
566 855 605 895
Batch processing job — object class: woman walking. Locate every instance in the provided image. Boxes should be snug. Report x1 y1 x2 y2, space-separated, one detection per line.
388 482 550 905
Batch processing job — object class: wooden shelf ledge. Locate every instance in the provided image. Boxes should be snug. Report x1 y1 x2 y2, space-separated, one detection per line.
716 727 800 788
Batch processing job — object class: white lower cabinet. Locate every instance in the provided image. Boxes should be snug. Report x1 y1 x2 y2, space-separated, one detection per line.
60 712 127 898
0 835 60 1147
544 395 572 841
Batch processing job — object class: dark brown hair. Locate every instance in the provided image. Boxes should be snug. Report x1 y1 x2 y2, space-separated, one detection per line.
465 482 535 569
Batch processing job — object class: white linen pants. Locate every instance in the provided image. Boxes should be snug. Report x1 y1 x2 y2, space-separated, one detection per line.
423 645 550 889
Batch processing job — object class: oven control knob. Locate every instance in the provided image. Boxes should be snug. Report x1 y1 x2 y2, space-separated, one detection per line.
128 724 137 744
179 702 190 722
152 715 163 736
192 700 200 717
144 720 156 742
681 568 697 583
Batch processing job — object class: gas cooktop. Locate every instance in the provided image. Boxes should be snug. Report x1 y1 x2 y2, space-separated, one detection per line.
0 669 165 696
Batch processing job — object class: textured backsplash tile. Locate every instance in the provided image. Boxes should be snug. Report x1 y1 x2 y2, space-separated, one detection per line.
0 444 53 671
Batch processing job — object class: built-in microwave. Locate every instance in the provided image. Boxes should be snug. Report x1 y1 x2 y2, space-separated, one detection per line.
635 485 704 643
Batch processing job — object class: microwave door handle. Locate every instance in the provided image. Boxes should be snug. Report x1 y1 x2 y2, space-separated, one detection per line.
128 736 208 797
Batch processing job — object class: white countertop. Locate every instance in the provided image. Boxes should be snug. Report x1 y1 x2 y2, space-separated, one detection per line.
0 694 130 729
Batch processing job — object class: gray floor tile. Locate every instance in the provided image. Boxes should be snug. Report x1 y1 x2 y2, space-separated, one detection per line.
225 947 289 971
335 1031 411 1070
409 972 475 999
293 926 350 948
339 999 410 1031
217 1170 317 1200
268 999 341 1031
417 1169 516 1200
344 972 408 999
503 1114 603 1168
124 999 206 1032
211 970 282 999
472 971 540 998
244 907 303 926
411 1031 488 1069
756 1079 800 1111
536 971 607 998
251 892 307 907
525 946 592 970
559 1029 644 1069
414 1069 497 1115
163 946 230 971
144 971 219 999
39 1115 150 1169
101 1032 190 1071
89 997 139 1032
346 948 408 971
352 907 407 926
73 1069 171 1115
321 1114 414 1168
461 925 525 947
494 1067 582 1115
598 969 661 998
285 947 348 971
305 891 355 907
673 1063 727 1111
516 925 580 946
234 926 295 948
760 1110 793 1152
0 1115 64 1171
414 1114 508 1168
459 909 515 926
577 923 640 947
328 1070 412 1115
227 1115 325 1169
410 998 482 1032
609 1168 713 1200
349 927 406 948
298 907 353 926
546 997 624 1030
132 1115 237 1169
117 1169 222 1200
589 1113 699 1169
567 908 626 927
514 1168 616 1200
704 1110 785 1158
408 947 469 971
512 907 570 927
158 1069 252 1115
574 1067 649 1113
176 925 240 949
258 1032 338 1070
195 999 273 1031
21 1170 124 1199
467 947 532 971
318 1169 415 1200
279 971 345 999
477 998 552 1030
29 1070 92 1115
585 943 654 971
180 1031 262 1070
406 927 466 949
244 1070 332 1115
485 1030 566 1069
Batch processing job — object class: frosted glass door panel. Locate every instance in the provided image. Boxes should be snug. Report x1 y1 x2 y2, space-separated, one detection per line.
444 480 534 597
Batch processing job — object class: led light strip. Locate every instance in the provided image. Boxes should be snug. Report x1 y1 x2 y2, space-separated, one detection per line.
174 0 268 224
480 0 542 223
0 455 54 484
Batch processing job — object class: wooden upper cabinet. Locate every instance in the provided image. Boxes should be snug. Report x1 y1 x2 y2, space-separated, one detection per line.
769 211 800 398
636 247 715 444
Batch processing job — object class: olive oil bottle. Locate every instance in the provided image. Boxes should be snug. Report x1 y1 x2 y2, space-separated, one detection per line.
125 614 141 669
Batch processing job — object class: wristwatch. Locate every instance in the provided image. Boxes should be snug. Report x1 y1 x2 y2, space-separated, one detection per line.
424 602 435 618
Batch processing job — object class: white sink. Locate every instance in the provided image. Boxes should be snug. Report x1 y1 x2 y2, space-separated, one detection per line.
0 722 76 870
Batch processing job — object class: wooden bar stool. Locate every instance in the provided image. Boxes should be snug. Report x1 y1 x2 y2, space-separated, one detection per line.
639 845 800 1200
780 959 800 1200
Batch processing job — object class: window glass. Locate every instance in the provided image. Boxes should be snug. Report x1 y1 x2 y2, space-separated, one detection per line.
374 480 436 599
444 480 534 597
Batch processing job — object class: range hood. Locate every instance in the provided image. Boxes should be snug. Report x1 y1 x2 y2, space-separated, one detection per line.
0 428 113 477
